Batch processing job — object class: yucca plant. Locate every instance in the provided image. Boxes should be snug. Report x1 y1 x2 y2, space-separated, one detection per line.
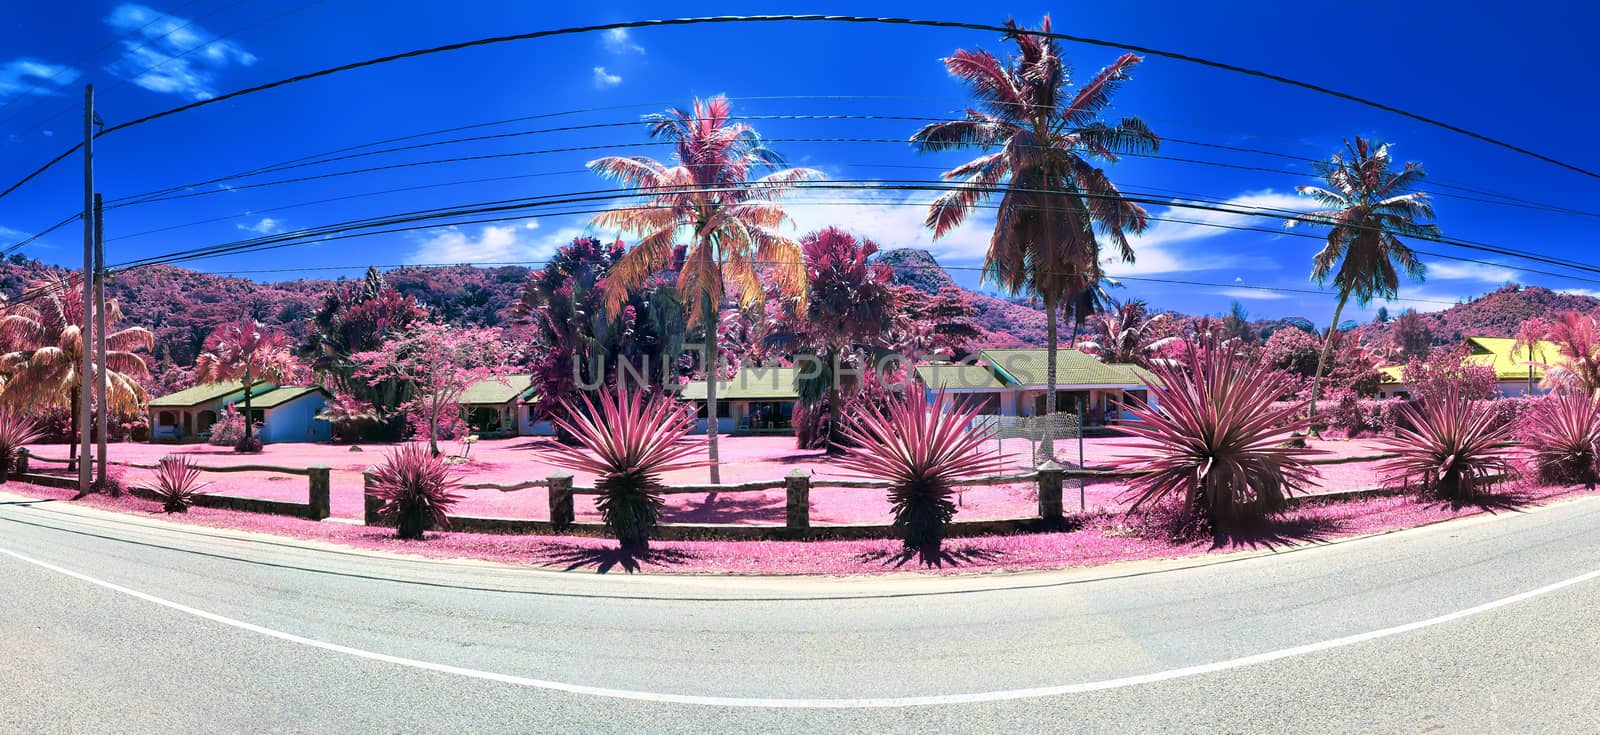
0 408 43 484
1376 386 1515 501
547 388 706 551
835 389 1012 559
1521 392 1600 486
142 456 212 513
1108 340 1320 530
368 443 464 540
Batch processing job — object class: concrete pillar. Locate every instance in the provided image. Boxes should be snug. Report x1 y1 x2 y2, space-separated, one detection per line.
1037 460 1063 521
548 472 574 529
13 447 28 476
307 464 331 521
362 467 387 526
785 470 810 529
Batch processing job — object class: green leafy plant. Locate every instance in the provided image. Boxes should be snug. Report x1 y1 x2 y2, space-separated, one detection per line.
142 456 212 513
367 443 464 540
835 389 1011 559
0 407 43 484
1519 392 1599 486
1109 340 1321 530
547 388 705 551
1377 386 1515 501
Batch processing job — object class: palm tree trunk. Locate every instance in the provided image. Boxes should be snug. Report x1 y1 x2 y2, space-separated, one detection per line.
1307 291 1351 437
704 292 722 485
242 370 255 443
1041 294 1059 462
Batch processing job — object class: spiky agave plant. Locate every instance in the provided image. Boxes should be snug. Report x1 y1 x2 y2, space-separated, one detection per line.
142 456 212 513
835 389 1012 558
368 443 464 540
1521 392 1600 486
0 408 43 483
1109 342 1320 530
1376 386 1515 501
547 388 706 550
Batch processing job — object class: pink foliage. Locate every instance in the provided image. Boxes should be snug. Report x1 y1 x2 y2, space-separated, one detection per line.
1400 344 1499 403
351 323 516 453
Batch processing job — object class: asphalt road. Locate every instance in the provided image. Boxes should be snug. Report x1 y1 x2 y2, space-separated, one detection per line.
1 491 1597 734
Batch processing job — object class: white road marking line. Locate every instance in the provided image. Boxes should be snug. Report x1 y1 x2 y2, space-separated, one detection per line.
1 543 1596 709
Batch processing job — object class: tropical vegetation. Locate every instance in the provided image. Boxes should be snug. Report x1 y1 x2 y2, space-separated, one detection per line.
367 443 464 539
1376 386 1515 502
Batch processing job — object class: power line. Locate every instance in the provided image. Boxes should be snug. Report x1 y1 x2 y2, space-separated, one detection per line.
6 14 1597 202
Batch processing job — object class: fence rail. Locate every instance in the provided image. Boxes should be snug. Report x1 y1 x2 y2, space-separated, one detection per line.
16 449 330 521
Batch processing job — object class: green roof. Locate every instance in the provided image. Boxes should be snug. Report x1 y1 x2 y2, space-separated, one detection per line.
914 364 1008 392
248 386 329 409
681 367 799 401
149 381 271 408
977 348 1156 388
1380 336 1557 385
459 374 534 405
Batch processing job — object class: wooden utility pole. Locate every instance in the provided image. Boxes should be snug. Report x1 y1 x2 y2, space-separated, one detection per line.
94 193 108 487
77 85 94 493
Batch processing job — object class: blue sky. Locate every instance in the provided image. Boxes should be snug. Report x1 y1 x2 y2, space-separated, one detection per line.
1 1 1596 326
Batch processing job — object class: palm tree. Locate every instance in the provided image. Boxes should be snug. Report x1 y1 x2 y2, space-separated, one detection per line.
1288 137 1439 431
587 95 820 483
1076 297 1171 367
193 318 298 447
1513 316 1550 394
0 275 152 469
910 16 1157 457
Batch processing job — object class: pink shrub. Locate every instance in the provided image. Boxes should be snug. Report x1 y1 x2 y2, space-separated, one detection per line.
1521 392 1600 486
1376 386 1515 501
547 389 706 550
368 443 464 539
0 408 43 483
835 388 1012 558
141 456 212 513
1109 342 1321 530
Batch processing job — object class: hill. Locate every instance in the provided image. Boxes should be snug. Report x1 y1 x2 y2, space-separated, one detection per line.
878 248 1047 347
1351 284 1600 348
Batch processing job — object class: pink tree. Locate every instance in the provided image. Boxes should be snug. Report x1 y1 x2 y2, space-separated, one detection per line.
352 324 514 456
193 319 298 449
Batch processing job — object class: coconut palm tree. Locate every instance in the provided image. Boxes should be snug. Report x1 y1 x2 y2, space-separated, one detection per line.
1076 298 1171 367
0 275 152 470
1513 316 1550 394
910 15 1157 457
1288 137 1439 431
193 318 298 449
587 95 820 483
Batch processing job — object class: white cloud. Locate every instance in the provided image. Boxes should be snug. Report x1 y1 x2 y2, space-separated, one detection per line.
406 220 587 265
1108 189 1311 277
103 3 257 100
0 58 80 102
41 129 53 137
1424 260 1516 284
781 187 995 264
602 28 645 54
1558 288 1600 299
1214 287 1287 300
237 217 282 235
592 66 622 89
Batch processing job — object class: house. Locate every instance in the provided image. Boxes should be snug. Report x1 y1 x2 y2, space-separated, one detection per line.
244 386 334 444
1377 336 1557 399
148 381 272 443
679 366 799 435
459 374 536 437
915 348 1158 425
148 382 333 444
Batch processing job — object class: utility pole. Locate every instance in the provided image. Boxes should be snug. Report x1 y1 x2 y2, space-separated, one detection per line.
94 193 109 488
77 84 94 493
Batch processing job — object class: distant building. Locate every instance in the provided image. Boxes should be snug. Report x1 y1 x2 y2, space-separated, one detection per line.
1377 336 1556 399
148 382 332 444
914 348 1158 425
458 374 537 438
679 367 800 435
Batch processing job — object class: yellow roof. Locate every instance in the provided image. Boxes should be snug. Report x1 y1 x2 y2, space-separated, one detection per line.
1380 336 1557 384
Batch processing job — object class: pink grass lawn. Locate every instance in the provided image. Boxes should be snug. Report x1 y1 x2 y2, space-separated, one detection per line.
26 434 1399 525
5 473 1588 576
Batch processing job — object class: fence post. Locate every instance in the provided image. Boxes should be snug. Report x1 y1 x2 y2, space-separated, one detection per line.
12 448 27 476
362 467 386 526
785 470 810 530
307 464 330 521
1037 460 1063 522
548 472 574 530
